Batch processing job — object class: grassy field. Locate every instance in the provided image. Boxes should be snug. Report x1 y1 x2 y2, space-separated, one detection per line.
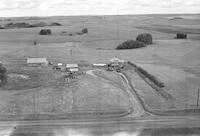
0 14 200 118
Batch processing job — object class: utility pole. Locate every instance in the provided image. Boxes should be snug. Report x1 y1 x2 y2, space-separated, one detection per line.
197 88 200 108
33 92 36 114
70 49 73 60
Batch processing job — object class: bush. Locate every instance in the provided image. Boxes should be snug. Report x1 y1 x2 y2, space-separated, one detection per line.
136 33 153 44
176 33 187 39
116 40 146 50
39 29 52 35
82 28 88 33
0 64 7 85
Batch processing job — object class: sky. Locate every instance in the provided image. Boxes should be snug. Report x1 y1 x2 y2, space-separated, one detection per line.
0 0 200 17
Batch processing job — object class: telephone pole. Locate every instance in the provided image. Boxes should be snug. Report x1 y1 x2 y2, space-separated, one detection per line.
197 88 200 108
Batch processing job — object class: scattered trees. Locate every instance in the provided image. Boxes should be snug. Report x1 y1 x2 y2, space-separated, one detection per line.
0 64 7 86
176 33 187 39
39 29 52 35
136 33 153 44
116 40 146 50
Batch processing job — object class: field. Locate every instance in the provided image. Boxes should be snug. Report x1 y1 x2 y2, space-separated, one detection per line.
0 14 200 119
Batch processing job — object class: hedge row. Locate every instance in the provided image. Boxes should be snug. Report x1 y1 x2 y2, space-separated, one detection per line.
137 66 165 88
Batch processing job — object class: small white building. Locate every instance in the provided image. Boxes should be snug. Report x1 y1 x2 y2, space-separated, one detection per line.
110 57 124 64
110 57 125 66
56 63 66 71
27 58 48 66
66 64 79 72
93 64 107 67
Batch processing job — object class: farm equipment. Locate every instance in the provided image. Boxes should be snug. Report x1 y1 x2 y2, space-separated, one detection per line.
106 63 123 72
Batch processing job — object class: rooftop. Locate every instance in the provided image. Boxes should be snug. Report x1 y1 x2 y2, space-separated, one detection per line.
27 58 48 64
66 64 78 68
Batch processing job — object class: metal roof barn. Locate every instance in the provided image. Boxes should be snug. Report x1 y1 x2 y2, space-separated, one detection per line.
93 64 107 67
66 64 78 68
69 68 79 72
27 58 48 66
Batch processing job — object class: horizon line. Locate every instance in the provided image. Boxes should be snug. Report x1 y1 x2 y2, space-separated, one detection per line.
0 13 199 18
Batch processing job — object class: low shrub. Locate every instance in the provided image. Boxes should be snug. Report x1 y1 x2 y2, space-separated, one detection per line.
116 40 146 50
39 29 52 35
136 33 153 44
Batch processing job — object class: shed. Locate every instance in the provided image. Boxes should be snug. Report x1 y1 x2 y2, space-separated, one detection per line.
66 64 78 68
69 68 79 72
27 58 48 66
66 64 79 72
110 57 124 64
93 64 107 67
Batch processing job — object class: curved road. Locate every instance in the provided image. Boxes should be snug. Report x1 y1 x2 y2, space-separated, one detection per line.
87 70 145 117
117 72 145 117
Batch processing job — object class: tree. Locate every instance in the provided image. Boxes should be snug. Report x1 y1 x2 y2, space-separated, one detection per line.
136 33 153 44
116 40 146 50
0 64 7 86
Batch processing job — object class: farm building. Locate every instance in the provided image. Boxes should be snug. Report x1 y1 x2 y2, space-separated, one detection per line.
27 58 48 66
110 57 125 65
93 64 107 67
66 64 79 72
53 63 66 71
107 57 125 72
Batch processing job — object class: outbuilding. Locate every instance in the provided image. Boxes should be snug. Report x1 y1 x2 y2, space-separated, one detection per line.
27 58 48 66
66 64 79 72
110 57 124 65
93 64 107 67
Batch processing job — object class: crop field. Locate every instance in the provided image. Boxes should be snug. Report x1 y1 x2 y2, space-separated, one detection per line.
0 14 200 119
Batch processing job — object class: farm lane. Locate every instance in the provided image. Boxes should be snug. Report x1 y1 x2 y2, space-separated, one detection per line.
118 72 145 117
88 69 144 117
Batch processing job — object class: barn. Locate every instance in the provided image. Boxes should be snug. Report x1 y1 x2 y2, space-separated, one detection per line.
27 58 48 66
66 64 79 72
